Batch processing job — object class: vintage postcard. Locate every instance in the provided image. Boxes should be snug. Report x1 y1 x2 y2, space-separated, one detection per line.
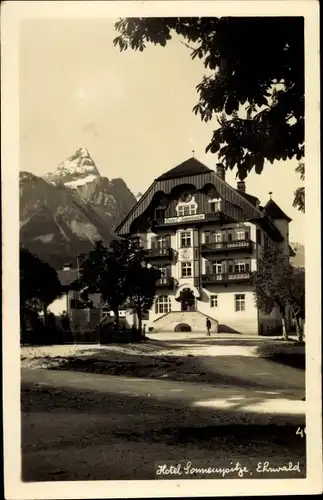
1 1 322 498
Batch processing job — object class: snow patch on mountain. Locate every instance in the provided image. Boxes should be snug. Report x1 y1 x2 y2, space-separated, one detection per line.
44 148 100 186
65 174 98 188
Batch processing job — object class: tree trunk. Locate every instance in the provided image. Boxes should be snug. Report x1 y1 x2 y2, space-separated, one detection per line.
43 304 48 328
137 309 142 334
113 308 119 327
291 306 304 343
295 315 304 343
282 315 289 341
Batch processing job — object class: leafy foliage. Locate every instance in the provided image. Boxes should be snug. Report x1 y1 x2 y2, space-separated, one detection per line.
20 248 63 331
252 246 305 339
293 163 305 212
79 239 160 326
114 17 304 204
125 263 161 331
20 247 63 312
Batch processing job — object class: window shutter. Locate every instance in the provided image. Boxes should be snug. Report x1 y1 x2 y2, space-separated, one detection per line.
228 260 233 273
166 235 171 247
204 231 210 243
193 230 198 247
245 231 249 240
228 233 232 241
246 260 250 272
205 261 211 275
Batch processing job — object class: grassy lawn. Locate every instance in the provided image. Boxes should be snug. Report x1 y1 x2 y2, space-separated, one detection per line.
255 342 305 370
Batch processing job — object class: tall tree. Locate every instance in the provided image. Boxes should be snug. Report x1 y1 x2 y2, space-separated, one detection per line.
252 246 305 341
20 248 63 331
125 263 161 333
79 239 151 326
114 17 304 210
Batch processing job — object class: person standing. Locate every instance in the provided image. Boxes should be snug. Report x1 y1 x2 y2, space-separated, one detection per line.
206 318 211 336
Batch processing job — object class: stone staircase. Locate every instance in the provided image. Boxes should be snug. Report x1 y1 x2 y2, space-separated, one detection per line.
152 311 218 333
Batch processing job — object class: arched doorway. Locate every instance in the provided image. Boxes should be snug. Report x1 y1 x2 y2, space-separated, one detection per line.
174 323 192 332
179 288 196 312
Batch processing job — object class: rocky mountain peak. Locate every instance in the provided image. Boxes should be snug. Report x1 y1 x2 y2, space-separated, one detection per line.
44 147 101 188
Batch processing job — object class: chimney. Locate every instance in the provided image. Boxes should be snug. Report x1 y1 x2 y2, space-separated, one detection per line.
216 163 225 181
237 180 246 193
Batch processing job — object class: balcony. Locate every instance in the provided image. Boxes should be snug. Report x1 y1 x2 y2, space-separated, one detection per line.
144 247 173 260
156 276 174 288
201 240 252 254
201 272 251 285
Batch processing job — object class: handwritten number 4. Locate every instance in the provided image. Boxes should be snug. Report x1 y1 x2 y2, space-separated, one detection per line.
296 427 307 438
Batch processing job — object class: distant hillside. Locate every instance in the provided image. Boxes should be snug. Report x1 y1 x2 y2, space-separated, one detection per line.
290 242 305 268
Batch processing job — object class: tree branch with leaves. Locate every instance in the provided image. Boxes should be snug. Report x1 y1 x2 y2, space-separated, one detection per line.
114 17 304 204
252 246 305 342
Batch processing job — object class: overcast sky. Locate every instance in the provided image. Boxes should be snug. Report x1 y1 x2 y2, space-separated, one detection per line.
19 18 304 244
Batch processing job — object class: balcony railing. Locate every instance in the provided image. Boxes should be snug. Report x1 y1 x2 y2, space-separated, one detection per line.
201 240 252 253
156 276 174 288
144 247 173 259
201 272 251 284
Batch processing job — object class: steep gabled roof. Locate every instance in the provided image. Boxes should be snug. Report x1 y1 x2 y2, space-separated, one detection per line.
263 199 292 222
57 269 79 287
234 189 260 207
116 157 264 236
156 157 212 181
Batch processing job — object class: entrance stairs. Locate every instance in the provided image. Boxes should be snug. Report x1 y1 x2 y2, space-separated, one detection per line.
152 311 218 333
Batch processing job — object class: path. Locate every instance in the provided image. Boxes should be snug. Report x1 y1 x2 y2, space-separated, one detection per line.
21 335 306 481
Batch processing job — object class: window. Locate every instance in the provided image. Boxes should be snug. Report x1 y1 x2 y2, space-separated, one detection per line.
236 230 245 241
205 231 222 244
209 198 221 213
181 262 192 277
157 236 168 249
155 264 170 283
155 208 165 220
211 260 222 274
180 231 191 248
212 231 222 243
177 204 196 216
176 195 198 217
235 294 245 312
155 295 171 314
234 260 250 273
210 295 218 308
131 236 141 248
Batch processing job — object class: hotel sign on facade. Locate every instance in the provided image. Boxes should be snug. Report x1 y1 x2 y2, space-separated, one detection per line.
164 214 206 224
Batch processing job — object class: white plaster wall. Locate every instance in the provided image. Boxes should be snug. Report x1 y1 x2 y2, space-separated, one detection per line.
48 294 68 316
273 219 290 255
197 286 258 334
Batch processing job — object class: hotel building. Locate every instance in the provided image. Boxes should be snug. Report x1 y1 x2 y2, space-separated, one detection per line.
116 158 293 335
